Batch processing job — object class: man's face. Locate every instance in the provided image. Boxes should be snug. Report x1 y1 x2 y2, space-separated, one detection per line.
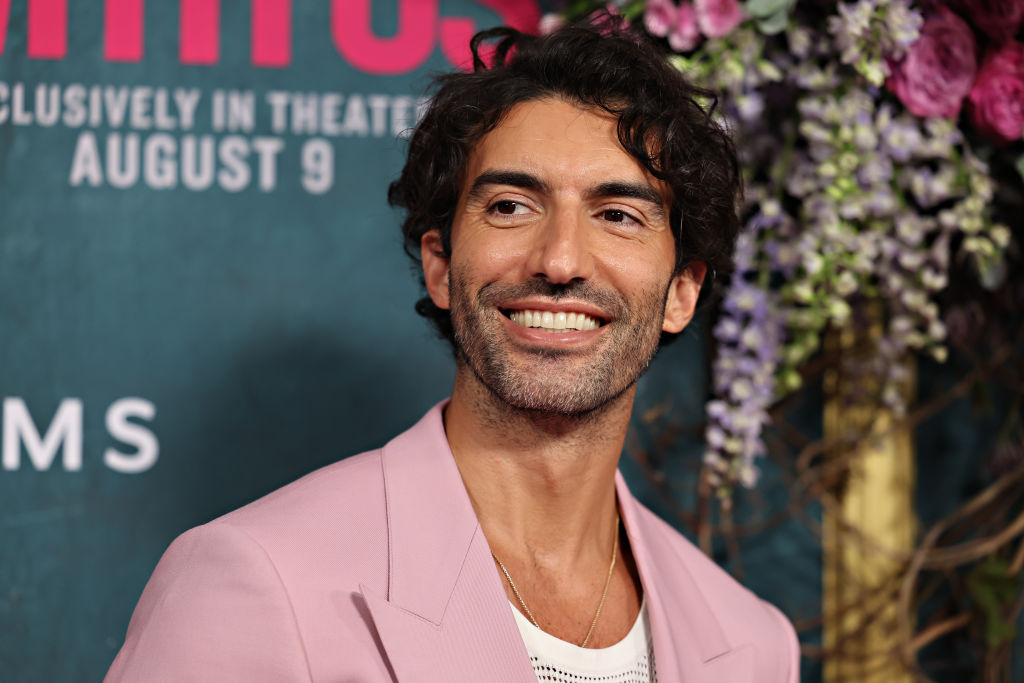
422 98 703 416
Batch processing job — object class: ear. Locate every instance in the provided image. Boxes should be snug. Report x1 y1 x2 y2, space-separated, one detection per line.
421 230 451 310
662 262 707 334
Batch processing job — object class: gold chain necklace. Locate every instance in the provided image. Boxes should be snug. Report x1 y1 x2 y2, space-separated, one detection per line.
491 515 620 648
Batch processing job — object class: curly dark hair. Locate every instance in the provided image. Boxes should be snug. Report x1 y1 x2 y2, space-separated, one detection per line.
388 14 741 347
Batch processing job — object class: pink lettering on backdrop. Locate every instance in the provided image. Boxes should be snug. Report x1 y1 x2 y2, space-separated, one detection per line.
104 0 143 62
441 0 540 70
0 0 542 71
251 0 291 67
0 0 9 56
28 0 66 59
180 0 219 65
331 0 437 76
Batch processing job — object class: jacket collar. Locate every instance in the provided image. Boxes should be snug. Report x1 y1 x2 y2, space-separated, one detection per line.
359 402 536 681
361 402 751 682
616 471 753 680
377 400 477 623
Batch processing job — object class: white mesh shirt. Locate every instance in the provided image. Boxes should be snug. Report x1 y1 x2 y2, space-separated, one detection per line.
509 598 658 683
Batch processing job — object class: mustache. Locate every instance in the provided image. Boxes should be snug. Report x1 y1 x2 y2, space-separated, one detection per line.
475 277 626 318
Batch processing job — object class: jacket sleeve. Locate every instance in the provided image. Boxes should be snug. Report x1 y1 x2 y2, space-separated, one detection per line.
104 523 313 683
764 601 801 683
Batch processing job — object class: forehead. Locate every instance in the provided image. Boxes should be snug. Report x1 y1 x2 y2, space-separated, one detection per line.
463 98 666 198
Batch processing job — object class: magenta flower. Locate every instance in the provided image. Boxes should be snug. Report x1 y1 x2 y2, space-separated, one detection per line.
645 0 701 52
538 13 565 36
670 3 701 52
886 6 978 119
644 0 677 37
969 41 1024 144
694 0 744 39
957 0 1024 44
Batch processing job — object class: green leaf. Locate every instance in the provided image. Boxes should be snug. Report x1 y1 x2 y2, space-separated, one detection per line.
1016 152 1024 184
744 0 794 18
756 10 790 35
987 619 1017 649
563 0 603 21
967 558 1021 649
618 0 647 21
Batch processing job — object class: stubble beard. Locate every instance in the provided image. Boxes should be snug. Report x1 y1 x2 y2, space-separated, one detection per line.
449 272 670 418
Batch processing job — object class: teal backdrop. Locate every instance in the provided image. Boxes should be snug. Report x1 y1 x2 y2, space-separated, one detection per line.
0 2 824 681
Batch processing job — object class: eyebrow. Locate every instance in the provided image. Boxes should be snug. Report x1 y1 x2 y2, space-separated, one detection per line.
466 170 551 202
467 169 667 219
587 182 666 220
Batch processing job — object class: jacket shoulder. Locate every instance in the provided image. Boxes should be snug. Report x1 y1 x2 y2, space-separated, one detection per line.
217 448 386 531
208 449 390 590
106 521 317 681
106 450 395 683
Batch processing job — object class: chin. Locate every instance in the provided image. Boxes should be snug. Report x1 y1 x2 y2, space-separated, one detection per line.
481 371 635 418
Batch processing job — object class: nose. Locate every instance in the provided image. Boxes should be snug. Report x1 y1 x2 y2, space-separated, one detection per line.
527 208 595 285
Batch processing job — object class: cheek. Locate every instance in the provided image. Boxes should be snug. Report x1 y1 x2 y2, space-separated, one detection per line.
598 238 675 286
454 228 533 280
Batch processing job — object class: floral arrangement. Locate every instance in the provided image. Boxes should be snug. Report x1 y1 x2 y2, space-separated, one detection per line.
552 0 1023 494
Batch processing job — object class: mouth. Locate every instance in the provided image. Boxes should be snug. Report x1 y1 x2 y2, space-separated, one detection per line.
501 308 607 333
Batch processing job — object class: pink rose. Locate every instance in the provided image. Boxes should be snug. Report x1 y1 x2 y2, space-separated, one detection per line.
644 0 677 37
670 3 701 52
538 14 564 36
589 4 630 33
969 42 1024 143
694 0 744 39
644 0 700 52
985 40 1024 75
887 7 978 119
957 0 1024 44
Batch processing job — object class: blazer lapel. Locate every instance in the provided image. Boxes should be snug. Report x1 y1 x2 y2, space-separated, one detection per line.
360 405 752 681
360 404 536 682
616 473 754 683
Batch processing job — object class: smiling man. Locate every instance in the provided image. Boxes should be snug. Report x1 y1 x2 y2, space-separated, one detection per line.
107 17 799 683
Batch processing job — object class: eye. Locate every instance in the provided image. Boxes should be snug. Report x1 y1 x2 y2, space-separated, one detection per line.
489 200 529 216
601 209 641 225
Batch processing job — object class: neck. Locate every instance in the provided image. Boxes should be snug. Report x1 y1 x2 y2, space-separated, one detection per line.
443 360 634 568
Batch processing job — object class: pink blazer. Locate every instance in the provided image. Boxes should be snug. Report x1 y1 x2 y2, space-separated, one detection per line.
106 403 800 682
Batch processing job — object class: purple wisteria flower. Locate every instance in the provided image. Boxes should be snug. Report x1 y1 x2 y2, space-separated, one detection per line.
829 0 923 85
705 278 784 489
703 204 793 489
588 0 1018 494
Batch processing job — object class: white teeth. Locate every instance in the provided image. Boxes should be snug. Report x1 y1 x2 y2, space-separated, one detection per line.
508 309 602 331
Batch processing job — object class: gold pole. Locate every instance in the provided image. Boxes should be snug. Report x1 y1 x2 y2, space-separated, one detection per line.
822 314 917 682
